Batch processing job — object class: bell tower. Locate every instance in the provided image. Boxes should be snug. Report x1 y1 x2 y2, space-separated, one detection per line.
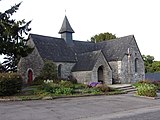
59 16 75 46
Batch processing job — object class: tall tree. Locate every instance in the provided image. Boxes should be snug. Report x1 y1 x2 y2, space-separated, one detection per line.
91 32 116 43
0 1 33 71
142 55 160 73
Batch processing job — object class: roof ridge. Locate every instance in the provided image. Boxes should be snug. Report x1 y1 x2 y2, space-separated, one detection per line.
96 34 134 44
30 33 62 40
78 49 102 56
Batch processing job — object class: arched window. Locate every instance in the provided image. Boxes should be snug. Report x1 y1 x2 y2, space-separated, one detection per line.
97 66 104 83
58 64 62 78
135 58 138 73
28 69 33 84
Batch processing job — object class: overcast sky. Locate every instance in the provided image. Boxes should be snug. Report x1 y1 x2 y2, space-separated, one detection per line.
0 0 160 62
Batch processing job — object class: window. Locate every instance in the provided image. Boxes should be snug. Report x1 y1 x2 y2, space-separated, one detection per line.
58 64 62 78
135 58 138 73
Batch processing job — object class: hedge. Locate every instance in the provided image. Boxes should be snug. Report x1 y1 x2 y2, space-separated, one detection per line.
0 73 23 96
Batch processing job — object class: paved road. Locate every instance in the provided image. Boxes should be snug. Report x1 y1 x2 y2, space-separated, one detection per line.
0 94 160 120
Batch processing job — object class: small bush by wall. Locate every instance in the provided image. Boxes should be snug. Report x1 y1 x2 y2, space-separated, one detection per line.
39 60 57 80
0 73 23 96
32 61 58 85
96 84 110 93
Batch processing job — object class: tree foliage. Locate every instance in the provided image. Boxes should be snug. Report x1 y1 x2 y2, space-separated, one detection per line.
39 61 57 80
143 55 160 73
91 32 116 43
0 1 33 72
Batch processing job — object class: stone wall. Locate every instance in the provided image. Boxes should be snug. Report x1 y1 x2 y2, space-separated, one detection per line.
109 61 121 83
72 52 112 84
55 62 75 79
17 38 44 83
120 40 145 83
72 71 92 84
92 52 112 84
109 38 145 84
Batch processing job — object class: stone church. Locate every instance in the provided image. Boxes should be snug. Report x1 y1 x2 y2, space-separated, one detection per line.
18 16 145 84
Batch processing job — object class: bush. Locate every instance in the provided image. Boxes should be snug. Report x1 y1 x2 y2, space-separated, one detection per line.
82 87 101 94
39 60 57 81
96 84 110 93
31 76 44 85
55 87 74 95
32 61 58 85
0 73 23 96
68 75 77 84
136 83 157 97
37 81 74 95
152 81 160 89
59 80 74 88
137 80 152 84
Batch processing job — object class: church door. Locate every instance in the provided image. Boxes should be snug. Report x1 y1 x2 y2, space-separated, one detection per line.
28 70 33 84
97 66 104 83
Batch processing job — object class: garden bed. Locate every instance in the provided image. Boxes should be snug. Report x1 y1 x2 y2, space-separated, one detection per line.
0 81 125 101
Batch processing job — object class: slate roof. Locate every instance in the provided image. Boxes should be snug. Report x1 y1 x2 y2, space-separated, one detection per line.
59 16 74 34
72 35 134 61
145 72 160 81
30 34 76 62
73 40 96 54
72 50 102 71
30 33 135 66
95 35 134 61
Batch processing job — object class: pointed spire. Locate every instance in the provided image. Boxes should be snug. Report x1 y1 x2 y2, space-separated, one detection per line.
59 16 74 34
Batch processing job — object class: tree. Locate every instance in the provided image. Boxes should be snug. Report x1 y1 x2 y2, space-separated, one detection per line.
142 55 160 73
0 62 6 72
39 61 57 80
151 61 160 72
0 1 33 71
91 32 116 43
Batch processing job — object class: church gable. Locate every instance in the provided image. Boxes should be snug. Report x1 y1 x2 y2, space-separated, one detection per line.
72 50 112 84
95 35 134 61
30 34 76 62
72 50 103 72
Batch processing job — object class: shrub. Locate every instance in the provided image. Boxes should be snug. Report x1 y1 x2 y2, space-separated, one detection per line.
32 61 58 85
31 76 44 85
37 81 74 95
152 81 160 89
39 60 57 81
82 87 101 94
137 80 152 84
68 75 77 84
59 80 73 88
0 73 23 96
55 87 74 95
96 84 110 93
136 83 157 97
73 83 87 89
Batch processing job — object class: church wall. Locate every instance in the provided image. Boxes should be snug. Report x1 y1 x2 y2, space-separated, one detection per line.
109 61 121 84
109 40 145 84
72 71 92 84
92 52 112 84
55 62 76 79
120 40 145 83
17 38 44 83
72 52 112 84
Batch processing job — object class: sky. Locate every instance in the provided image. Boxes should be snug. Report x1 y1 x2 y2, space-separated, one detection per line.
0 0 160 62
